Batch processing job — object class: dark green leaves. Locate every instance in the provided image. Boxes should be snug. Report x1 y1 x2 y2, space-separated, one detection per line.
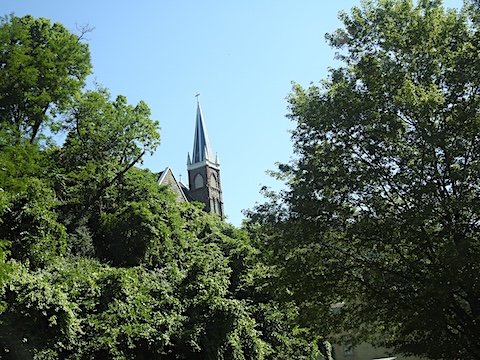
250 1 480 359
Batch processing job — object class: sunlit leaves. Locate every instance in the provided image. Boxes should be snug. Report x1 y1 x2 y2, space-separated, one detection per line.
0 15 91 144
0 12 323 360
63 88 160 167
250 1 480 359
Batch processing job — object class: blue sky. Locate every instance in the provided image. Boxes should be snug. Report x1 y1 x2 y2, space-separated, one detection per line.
4 0 464 226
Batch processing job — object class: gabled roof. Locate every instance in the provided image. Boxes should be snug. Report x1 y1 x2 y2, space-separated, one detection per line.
157 167 188 202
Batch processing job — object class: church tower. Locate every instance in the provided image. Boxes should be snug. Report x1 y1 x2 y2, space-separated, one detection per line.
187 97 224 216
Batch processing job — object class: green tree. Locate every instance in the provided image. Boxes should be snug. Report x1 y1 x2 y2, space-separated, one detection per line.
0 13 328 360
63 88 160 168
0 15 91 145
51 88 160 255
248 1 480 359
0 178 67 268
0 258 183 359
0 205 275 359
243 214 333 360
93 167 179 266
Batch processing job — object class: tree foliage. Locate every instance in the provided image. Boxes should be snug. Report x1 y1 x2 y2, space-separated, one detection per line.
63 88 160 167
0 14 320 360
0 14 91 145
247 1 480 359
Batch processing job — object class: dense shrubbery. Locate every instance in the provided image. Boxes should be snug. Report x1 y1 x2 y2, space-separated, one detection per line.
0 14 320 359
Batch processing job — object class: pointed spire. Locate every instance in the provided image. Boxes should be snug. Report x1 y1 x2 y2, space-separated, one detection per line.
191 95 214 164
187 152 191 166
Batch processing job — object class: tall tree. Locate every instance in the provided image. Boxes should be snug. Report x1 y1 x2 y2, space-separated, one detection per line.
0 14 91 144
63 88 160 167
248 1 480 359
55 88 161 240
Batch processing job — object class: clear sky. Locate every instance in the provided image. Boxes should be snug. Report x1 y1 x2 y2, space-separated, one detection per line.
4 0 464 226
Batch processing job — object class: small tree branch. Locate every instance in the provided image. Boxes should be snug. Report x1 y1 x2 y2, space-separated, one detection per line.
75 23 95 42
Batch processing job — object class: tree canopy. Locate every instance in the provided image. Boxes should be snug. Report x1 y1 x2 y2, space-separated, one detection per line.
0 14 324 359
0 14 91 145
247 0 480 359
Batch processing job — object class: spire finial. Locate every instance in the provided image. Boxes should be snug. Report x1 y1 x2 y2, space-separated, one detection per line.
195 93 200 104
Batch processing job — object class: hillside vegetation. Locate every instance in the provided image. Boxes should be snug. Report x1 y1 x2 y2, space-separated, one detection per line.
0 14 320 360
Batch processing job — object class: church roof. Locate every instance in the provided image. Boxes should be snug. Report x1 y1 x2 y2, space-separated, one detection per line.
190 99 214 164
157 167 188 202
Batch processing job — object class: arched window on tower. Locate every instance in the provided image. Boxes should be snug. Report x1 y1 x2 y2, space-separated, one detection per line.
209 174 217 188
194 174 204 189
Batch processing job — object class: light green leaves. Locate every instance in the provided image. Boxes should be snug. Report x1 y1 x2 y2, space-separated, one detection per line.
0 15 91 144
64 88 160 167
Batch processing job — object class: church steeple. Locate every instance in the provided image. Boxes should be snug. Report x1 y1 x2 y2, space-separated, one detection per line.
191 98 214 164
187 95 220 171
187 96 224 217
